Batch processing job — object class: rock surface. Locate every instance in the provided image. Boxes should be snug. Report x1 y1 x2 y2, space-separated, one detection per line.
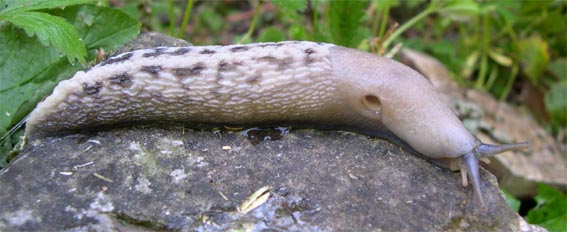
0 33 544 231
1 127 540 231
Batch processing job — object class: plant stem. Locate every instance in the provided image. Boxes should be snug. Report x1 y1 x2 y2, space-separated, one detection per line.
382 5 436 51
370 3 380 36
378 4 390 38
168 0 175 36
475 14 490 89
484 65 498 90
238 0 263 44
476 54 488 89
310 0 318 41
177 0 194 38
499 64 519 101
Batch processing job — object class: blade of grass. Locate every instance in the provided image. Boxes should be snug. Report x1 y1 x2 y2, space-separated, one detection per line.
168 0 175 35
177 0 195 38
382 5 436 51
238 0 263 44
499 64 519 100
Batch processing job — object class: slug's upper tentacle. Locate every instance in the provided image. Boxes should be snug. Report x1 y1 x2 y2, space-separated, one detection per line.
460 141 529 209
477 142 530 158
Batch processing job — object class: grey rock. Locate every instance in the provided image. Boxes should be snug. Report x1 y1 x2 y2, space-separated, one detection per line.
1 127 533 231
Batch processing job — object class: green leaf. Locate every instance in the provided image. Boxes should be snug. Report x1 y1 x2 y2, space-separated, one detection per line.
544 80 567 127
488 49 513 67
271 0 306 11
0 26 82 145
5 11 86 63
0 0 97 18
518 37 550 84
0 5 139 166
438 0 480 21
503 190 521 212
257 26 286 42
288 24 307 40
374 0 400 11
198 8 224 33
51 5 141 51
548 58 567 81
526 184 567 232
405 0 427 9
329 0 367 47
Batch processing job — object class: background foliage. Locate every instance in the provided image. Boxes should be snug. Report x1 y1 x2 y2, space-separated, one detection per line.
0 0 565 230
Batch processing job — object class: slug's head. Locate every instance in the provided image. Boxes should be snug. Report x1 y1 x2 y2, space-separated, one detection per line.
329 45 530 209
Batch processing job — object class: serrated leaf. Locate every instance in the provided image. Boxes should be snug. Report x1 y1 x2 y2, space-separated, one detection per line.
0 0 97 17
52 5 140 51
0 26 82 145
5 11 86 63
329 0 367 47
0 5 139 166
271 0 306 11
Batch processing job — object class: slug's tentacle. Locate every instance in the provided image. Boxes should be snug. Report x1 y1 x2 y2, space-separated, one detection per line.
477 142 529 158
461 152 485 208
461 141 529 209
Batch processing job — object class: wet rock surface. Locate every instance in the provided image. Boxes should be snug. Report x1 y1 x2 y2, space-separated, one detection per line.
1 127 537 231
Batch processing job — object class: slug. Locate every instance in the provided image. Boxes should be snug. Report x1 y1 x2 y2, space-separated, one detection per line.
25 41 528 208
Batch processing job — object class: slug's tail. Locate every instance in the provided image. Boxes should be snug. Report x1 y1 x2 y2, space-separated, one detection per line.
461 141 529 210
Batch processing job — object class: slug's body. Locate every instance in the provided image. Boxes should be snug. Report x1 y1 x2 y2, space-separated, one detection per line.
25 41 527 208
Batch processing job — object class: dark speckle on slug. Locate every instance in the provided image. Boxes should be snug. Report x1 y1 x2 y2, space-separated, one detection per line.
245 75 262 84
172 47 191 55
173 63 206 77
200 49 216 54
259 43 284 48
304 48 315 55
257 56 293 70
140 65 163 77
143 48 166 57
230 46 249 52
304 48 316 64
82 81 103 95
257 56 278 63
100 52 133 66
218 60 230 72
108 73 132 87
